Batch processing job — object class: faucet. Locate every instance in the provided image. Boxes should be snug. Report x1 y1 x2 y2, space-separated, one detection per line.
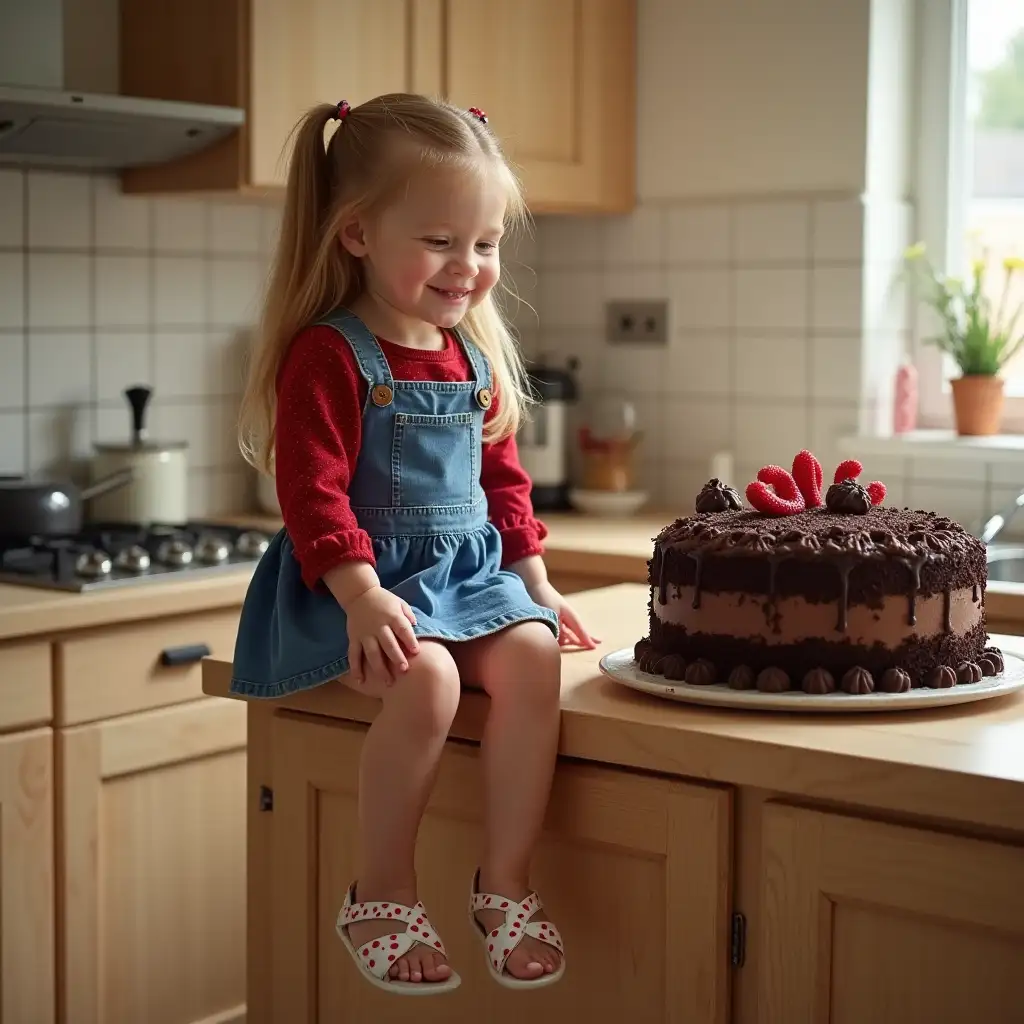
978 488 1024 545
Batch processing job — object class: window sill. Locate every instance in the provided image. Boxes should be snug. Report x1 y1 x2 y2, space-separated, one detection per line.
839 431 1024 464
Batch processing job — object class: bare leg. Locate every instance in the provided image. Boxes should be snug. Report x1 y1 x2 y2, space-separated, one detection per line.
340 641 461 984
451 621 564 980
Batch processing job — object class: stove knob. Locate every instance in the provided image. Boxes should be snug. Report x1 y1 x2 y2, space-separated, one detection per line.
195 535 231 565
236 530 270 559
114 544 151 572
157 539 193 566
75 550 113 578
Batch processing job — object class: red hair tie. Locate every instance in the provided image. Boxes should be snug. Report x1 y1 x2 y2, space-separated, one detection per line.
335 99 351 122
468 106 488 124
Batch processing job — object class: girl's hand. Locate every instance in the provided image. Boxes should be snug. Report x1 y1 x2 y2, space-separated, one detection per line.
527 579 600 650
344 585 419 685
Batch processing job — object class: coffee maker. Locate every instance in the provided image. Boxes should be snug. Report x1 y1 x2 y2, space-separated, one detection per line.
517 358 578 511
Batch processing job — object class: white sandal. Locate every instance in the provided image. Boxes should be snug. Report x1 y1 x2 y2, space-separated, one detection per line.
336 882 461 995
468 869 566 989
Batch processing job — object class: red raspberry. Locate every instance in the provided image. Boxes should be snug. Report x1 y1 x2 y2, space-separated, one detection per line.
833 459 863 484
792 450 823 507
866 481 886 505
746 477 806 516
756 464 801 501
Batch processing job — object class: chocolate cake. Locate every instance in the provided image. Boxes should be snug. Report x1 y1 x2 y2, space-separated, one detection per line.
634 452 1003 694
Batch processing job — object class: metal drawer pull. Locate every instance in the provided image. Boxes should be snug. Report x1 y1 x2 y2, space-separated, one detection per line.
159 643 212 667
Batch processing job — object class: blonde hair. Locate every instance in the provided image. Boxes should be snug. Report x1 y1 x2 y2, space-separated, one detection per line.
238 92 533 475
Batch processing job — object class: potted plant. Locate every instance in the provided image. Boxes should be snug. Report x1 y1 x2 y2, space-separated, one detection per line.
904 243 1024 435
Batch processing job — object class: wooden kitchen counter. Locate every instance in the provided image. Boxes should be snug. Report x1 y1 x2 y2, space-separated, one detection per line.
0 568 255 641
206 583 1024 1023
205 582 1024 835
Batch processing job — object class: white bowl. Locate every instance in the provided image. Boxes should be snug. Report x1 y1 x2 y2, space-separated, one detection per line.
569 488 649 517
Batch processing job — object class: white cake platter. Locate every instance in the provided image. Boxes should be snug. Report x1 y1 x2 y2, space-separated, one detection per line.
599 647 1024 713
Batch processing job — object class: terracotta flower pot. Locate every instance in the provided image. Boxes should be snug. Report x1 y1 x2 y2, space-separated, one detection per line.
950 375 1005 436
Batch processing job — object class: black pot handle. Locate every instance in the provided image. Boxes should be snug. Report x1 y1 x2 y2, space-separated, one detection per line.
159 643 212 667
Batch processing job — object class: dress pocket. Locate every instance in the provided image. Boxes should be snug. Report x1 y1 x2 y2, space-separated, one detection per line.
392 412 476 507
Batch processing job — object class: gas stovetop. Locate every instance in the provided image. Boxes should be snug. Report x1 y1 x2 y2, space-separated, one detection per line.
0 521 272 592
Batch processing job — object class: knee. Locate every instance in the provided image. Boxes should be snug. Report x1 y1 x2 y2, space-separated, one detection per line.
485 623 561 708
388 642 461 736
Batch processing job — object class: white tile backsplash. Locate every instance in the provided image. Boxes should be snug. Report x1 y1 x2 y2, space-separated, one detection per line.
0 170 23 248
811 265 863 331
663 397 733 462
734 333 808 399
0 335 24 410
734 201 810 264
666 333 732 396
95 255 151 328
538 269 605 329
27 332 92 408
5 168 267 516
0 253 25 328
668 269 731 330
0 412 25 474
154 256 206 327
603 207 667 267
813 198 864 262
666 205 731 265
735 267 808 330
810 333 862 402
734 400 810 467
28 172 91 249
28 253 91 328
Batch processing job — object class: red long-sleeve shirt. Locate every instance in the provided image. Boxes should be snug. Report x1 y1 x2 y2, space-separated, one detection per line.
275 325 547 589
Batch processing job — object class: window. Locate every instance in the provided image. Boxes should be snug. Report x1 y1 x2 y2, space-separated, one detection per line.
916 0 1024 429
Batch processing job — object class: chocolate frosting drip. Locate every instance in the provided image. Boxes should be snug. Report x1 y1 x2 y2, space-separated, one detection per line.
825 480 872 515
695 478 743 514
651 508 986 624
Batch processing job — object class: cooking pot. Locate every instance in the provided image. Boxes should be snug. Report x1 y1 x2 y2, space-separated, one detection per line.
0 468 135 539
88 385 189 525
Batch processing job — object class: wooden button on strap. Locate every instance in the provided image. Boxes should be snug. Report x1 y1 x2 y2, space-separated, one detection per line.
371 384 393 407
476 387 493 410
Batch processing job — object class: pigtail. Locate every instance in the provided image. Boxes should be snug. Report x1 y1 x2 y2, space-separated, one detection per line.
238 103 340 473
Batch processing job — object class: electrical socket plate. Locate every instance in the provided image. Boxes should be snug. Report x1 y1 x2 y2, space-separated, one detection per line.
605 300 668 345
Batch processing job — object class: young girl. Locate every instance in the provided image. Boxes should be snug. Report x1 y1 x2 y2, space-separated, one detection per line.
233 93 597 995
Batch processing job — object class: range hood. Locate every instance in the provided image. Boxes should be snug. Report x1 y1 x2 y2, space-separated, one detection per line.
0 0 245 170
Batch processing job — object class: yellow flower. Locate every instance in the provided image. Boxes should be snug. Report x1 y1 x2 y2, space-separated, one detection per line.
904 242 926 260
1004 256 1024 272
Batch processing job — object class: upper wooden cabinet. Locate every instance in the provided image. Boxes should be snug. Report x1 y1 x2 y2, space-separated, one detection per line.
120 0 635 213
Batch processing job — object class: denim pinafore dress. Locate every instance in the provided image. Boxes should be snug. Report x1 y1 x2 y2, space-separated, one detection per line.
230 308 559 698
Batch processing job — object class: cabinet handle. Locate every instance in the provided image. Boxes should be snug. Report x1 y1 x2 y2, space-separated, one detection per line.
159 643 212 667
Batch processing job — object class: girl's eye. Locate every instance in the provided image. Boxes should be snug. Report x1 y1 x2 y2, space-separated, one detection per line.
476 242 499 253
424 238 448 247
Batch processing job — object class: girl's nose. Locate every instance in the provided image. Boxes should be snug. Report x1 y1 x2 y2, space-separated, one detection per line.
448 252 478 278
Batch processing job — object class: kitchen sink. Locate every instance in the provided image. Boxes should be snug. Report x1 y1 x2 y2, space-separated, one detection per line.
985 544 1024 584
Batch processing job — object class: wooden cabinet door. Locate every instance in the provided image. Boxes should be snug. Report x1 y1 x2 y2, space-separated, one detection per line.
443 0 636 213
264 711 732 1023
249 0 444 187
58 700 248 1024
0 728 54 1024
759 802 1024 1024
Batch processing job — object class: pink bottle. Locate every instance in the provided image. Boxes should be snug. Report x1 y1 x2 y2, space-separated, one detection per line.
893 363 918 434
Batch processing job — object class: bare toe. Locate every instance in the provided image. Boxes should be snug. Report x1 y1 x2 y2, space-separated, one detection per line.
423 953 451 981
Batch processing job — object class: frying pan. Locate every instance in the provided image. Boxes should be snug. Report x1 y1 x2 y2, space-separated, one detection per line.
0 467 135 540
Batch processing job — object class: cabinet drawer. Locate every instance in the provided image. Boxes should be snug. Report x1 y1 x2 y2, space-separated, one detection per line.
0 640 52 730
55 608 241 725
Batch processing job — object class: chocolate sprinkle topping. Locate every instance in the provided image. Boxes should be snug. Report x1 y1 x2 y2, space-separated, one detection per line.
841 666 874 694
695 478 744 514
825 479 872 515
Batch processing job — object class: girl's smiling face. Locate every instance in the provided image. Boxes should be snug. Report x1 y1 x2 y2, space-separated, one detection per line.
341 162 508 343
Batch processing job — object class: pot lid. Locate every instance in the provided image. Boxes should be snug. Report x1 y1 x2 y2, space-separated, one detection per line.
93 439 189 453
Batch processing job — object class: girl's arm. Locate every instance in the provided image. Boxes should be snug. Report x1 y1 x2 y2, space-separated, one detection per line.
275 326 376 590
